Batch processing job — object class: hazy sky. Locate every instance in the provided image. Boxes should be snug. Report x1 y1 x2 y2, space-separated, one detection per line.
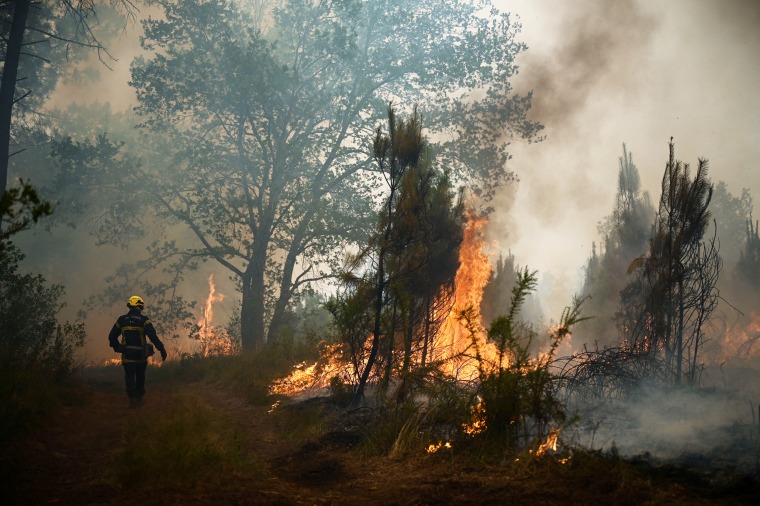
489 0 760 317
46 0 760 333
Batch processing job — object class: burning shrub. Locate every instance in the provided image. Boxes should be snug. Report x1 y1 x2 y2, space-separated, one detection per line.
466 269 586 452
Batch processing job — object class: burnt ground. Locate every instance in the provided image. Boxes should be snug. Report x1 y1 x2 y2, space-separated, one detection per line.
2 369 760 505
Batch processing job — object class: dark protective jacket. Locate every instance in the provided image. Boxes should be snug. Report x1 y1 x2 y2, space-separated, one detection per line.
108 308 166 363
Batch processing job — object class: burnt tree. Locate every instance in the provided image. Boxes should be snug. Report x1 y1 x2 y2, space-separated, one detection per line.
625 140 721 385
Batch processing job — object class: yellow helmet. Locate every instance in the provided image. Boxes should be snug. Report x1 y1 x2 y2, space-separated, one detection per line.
127 295 145 309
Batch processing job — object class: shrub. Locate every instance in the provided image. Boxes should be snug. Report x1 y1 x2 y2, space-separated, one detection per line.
0 244 86 444
468 269 587 452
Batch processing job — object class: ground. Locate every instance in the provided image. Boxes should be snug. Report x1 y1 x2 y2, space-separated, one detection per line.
1 368 759 505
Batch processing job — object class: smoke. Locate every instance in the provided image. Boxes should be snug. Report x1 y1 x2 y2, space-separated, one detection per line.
569 378 760 472
521 0 654 135
488 0 760 322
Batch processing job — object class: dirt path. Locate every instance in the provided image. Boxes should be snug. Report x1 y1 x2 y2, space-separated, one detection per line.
2 369 756 505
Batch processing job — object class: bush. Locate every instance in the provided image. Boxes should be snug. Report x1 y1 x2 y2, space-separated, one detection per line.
0 244 86 444
467 269 586 453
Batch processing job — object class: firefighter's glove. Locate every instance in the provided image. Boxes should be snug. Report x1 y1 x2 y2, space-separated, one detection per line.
113 344 125 353
160 348 167 361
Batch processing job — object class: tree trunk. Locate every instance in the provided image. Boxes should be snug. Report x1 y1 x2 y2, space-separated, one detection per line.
268 207 316 342
352 248 384 407
0 0 31 200
240 238 269 350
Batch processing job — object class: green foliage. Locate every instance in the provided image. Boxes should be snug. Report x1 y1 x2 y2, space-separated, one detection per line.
0 179 52 250
481 251 543 328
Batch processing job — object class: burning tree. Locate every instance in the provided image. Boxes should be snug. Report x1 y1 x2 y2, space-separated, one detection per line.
331 107 465 406
623 140 721 385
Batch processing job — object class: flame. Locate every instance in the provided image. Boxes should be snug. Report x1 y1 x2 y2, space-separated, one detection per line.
426 441 452 453
199 273 225 340
197 273 237 357
720 311 760 360
270 211 496 396
431 210 494 378
533 429 560 456
269 343 352 396
462 397 487 435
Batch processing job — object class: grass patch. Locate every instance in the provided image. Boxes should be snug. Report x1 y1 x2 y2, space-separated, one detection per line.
156 337 319 405
270 401 334 444
116 393 252 487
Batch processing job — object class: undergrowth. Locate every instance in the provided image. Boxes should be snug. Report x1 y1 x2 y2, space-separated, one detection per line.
116 393 251 487
153 336 318 405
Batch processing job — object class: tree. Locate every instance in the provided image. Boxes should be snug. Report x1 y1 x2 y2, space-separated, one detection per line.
0 0 135 199
121 0 540 350
0 178 52 251
577 144 654 346
708 182 752 268
625 140 721 385
734 218 760 309
481 250 543 328
333 106 464 405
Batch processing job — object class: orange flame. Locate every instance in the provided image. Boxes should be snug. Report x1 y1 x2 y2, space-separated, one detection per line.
269 343 352 396
198 273 237 357
533 429 560 456
426 441 452 453
462 397 487 435
199 273 225 340
432 210 495 378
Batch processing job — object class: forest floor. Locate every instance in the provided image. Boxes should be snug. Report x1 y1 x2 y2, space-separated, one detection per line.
2 367 760 505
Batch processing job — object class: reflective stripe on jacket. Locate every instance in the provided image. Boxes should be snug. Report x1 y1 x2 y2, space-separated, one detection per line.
108 308 165 363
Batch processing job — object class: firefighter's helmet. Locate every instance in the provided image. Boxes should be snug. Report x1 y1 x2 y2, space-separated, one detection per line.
127 295 145 309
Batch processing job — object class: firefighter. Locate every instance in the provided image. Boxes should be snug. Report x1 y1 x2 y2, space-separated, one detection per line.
108 295 167 407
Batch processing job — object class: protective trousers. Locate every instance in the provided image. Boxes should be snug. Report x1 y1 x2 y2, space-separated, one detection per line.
123 362 148 403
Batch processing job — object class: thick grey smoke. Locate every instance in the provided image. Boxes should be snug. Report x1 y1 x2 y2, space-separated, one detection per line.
520 0 655 136
489 0 760 321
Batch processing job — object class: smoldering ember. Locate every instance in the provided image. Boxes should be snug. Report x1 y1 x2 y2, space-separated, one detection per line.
2 1 759 505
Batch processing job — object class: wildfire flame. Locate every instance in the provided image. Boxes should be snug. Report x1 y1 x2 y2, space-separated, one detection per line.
432 210 495 378
462 397 487 435
426 441 452 453
197 273 237 357
533 429 560 456
269 211 496 393
199 273 225 340
269 343 352 396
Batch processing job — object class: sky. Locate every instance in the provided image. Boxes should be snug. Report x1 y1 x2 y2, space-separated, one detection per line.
43 0 760 352
488 0 760 318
